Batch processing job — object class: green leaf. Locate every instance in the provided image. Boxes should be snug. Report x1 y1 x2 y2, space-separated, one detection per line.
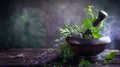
84 5 94 18
90 27 103 39
99 21 104 28
79 59 92 67
92 33 102 38
83 18 93 29
103 60 108 65
105 52 116 60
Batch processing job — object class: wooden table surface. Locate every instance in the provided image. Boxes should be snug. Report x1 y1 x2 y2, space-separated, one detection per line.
0 48 120 67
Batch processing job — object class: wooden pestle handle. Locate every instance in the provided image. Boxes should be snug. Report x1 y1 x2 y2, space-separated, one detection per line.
93 10 108 27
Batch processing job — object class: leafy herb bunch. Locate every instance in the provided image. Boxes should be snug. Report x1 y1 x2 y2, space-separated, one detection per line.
58 5 106 40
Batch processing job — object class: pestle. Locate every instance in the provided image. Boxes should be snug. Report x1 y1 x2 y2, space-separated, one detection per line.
93 10 108 27
83 10 108 37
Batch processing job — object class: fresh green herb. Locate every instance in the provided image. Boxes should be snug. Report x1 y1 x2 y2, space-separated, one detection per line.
57 23 82 40
84 5 95 18
105 52 116 60
58 43 75 62
78 59 92 67
53 65 56 67
57 5 104 39
95 62 98 65
103 60 108 65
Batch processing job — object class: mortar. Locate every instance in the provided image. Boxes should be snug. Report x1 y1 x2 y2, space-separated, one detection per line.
66 36 110 57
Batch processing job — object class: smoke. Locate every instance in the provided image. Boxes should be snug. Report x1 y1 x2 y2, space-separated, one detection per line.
104 16 120 49
107 17 120 38
99 36 111 43
55 2 84 25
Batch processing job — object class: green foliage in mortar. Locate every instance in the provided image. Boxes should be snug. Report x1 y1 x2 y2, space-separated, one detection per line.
57 5 104 40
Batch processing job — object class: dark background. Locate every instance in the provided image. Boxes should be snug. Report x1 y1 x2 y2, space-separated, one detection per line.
0 0 120 50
